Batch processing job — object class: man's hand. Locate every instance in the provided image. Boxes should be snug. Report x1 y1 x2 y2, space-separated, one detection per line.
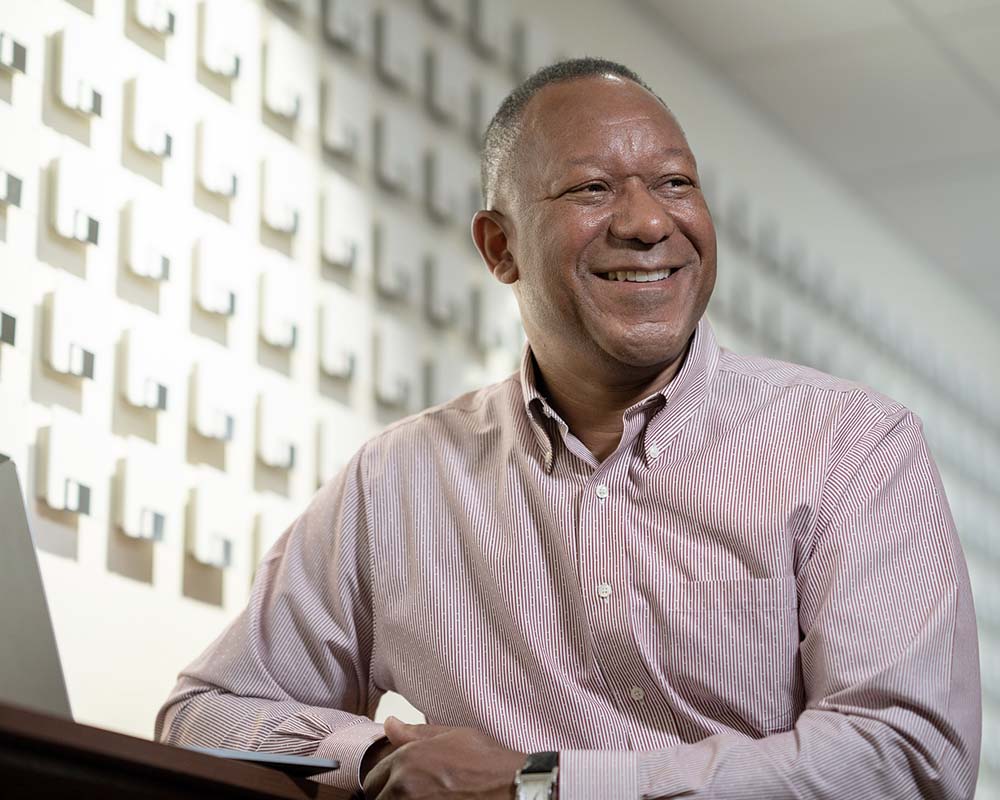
362 716 526 799
360 737 399 782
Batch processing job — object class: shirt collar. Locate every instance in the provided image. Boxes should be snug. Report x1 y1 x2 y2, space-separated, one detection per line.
518 315 721 471
519 347 559 473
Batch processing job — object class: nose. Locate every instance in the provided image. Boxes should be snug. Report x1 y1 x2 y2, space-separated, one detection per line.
608 179 676 245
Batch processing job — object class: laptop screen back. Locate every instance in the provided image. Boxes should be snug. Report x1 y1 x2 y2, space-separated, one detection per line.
0 457 73 719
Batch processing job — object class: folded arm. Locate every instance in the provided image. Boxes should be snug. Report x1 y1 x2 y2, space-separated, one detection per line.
155 450 387 792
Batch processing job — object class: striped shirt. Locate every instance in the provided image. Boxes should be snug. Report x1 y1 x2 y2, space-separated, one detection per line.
155 316 981 799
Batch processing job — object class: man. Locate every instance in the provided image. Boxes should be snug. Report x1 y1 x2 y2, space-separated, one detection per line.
157 59 981 799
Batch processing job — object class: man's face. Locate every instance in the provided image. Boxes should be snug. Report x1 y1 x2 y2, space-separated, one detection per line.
498 76 716 376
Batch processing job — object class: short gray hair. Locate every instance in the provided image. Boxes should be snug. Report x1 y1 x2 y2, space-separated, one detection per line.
480 57 667 208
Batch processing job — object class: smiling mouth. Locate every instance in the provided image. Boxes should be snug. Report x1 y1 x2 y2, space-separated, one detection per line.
596 268 680 283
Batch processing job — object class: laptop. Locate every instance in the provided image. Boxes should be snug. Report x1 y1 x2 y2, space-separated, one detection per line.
0 456 339 777
0 455 73 719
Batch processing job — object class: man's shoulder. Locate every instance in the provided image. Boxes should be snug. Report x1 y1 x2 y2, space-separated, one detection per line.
361 372 523 454
715 347 910 423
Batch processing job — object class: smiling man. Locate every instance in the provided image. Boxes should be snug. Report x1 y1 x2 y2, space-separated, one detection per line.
157 59 981 799
475 65 716 466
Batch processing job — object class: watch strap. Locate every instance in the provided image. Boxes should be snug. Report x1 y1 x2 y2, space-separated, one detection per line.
522 751 559 773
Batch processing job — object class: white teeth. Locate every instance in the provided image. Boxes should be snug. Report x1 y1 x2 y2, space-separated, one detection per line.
605 268 674 282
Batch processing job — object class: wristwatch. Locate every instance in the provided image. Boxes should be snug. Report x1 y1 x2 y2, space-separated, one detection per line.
514 751 559 800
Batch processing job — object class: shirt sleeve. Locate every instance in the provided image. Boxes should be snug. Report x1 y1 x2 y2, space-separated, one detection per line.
558 408 981 800
154 448 387 794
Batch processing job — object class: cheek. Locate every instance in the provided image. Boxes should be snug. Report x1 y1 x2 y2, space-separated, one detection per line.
533 210 607 260
672 211 716 265
577 212 612 244
684 202 716 250
696 226 717 265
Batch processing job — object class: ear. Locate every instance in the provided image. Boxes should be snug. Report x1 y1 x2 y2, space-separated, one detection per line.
471 210 518 285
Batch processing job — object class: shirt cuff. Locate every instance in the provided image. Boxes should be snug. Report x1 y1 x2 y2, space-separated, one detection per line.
558 750 638 800
312 720 386 792
635 743 715 797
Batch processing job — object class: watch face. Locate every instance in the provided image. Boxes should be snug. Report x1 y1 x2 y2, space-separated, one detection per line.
517 773 555 783
515 756 558 800
515 774 555 800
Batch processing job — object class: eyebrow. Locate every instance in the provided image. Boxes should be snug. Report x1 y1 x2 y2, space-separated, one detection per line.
561 147 692 167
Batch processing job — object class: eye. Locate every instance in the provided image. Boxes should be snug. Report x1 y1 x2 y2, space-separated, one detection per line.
658 176 693 192
652 176 697 199
567 180 608 195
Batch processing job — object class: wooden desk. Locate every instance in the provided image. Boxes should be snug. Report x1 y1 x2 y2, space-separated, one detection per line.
0 702 352 799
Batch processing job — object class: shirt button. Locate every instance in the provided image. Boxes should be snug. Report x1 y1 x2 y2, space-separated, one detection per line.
648 443 661 459
595 484 609 499
597 583 612 599
630 686 645 702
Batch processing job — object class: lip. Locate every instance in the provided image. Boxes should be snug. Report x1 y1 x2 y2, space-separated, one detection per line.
592 266 685 282
593 266 685 275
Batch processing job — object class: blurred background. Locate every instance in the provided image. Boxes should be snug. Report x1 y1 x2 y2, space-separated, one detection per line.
0 0 998 794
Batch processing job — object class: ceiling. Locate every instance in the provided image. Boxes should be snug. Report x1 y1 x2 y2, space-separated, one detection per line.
634 0 1000 313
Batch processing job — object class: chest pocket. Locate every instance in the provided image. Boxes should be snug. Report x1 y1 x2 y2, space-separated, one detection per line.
642 577 801 739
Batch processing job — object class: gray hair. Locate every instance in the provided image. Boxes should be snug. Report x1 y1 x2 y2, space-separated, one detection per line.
480 57 668 209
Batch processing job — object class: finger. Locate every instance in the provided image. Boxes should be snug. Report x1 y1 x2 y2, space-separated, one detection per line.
383 716 420 746
383 716 454 745
362 743 397 798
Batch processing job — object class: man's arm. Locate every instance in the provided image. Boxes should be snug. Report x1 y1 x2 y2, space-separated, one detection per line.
155 448 389 793
555 408 981 799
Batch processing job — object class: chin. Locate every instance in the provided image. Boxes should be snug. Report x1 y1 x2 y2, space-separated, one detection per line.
586 298 706 371
600 328 691 371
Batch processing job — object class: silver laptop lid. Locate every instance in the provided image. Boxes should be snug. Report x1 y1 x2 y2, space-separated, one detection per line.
0 457 73 719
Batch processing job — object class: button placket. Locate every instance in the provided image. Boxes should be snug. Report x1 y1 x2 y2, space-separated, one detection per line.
577 418 678 733
580 465 651 727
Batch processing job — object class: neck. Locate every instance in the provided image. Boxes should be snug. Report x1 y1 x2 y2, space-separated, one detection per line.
531 342 691 462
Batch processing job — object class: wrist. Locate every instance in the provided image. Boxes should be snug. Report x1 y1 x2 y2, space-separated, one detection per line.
360 736 394 781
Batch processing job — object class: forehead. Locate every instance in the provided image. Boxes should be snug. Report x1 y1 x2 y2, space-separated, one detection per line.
519 76 690 167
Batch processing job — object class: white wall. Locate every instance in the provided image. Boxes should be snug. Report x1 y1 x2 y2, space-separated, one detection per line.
1 0 997 794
